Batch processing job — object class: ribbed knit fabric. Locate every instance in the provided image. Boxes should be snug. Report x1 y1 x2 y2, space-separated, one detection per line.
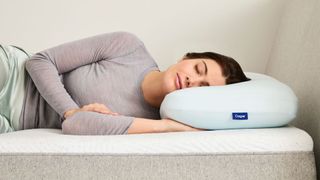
19 31 161 135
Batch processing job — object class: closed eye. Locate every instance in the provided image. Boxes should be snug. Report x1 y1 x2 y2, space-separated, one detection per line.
195 64 206 77
195 64 209 87
195 65 200 75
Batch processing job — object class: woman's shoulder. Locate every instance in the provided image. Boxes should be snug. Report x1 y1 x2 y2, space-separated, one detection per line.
100 31 143 47
112 31 141 40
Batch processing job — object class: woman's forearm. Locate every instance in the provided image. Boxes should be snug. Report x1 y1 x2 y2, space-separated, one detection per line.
127 118 166 134
127 118 203 134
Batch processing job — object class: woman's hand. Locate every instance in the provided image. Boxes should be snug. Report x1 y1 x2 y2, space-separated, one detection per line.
81 103 119 115
63 103 119 119
161 118 206 132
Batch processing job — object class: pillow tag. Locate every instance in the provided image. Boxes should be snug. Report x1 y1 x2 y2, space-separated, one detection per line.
232 112 248 120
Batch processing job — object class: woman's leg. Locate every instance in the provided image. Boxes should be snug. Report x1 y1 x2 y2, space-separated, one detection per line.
0 44 30 133
0 115 14 133
0 47 9 91
0 45 14 133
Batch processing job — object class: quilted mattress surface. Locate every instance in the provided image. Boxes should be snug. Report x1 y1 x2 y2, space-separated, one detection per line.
0 126 313 155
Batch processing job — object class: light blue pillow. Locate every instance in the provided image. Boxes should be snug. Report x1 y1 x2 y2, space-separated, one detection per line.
159 72 298 130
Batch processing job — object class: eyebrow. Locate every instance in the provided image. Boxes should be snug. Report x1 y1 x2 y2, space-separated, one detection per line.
202 60 208 75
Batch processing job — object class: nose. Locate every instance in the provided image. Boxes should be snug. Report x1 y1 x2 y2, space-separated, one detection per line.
186 76 204 87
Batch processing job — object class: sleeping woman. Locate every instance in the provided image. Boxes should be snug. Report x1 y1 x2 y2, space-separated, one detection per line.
0 31 250 135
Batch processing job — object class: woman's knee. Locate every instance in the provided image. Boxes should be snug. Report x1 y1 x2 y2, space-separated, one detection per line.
0 45 10 91
0 114 14 134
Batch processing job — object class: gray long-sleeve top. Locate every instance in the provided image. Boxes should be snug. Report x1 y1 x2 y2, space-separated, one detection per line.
18 31 161 135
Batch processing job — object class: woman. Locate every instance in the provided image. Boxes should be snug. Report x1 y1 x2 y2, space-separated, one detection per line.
0 31 250 135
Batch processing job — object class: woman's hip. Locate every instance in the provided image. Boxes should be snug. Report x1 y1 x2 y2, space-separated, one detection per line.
0 44 31 132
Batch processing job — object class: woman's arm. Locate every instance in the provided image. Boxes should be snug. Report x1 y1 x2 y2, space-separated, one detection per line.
126 118 166 134
61 111 135 135
127 118 203 134
63 103 119 119
25 31 143 120
61 110 203 135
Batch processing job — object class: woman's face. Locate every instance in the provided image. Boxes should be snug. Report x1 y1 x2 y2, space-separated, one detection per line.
162 58 226 95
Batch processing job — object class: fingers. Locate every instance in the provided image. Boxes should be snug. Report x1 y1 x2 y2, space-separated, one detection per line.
63 108 80 119
81 103 120 116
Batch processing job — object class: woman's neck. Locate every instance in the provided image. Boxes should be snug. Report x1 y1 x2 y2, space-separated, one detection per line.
141 70 164 108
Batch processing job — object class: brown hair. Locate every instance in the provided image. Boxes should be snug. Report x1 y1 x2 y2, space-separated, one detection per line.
183 52 251 84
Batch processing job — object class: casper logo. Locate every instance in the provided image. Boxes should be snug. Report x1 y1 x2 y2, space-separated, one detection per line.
232 112 248 120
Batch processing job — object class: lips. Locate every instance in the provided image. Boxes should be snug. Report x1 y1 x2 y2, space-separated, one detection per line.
176 73 182 89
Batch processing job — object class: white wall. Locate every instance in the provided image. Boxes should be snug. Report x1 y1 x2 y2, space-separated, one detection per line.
0 0 287 72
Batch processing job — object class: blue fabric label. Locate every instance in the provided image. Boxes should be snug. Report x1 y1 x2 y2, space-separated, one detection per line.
232 112 248 120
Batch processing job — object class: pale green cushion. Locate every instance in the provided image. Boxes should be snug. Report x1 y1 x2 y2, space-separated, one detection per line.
160 72 298 130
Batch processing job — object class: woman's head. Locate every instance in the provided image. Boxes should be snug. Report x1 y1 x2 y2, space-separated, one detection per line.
183 52 251 84
161 51 251 94
141 51 251 108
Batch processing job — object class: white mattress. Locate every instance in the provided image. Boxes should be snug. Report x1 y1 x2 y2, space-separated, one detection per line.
0 126 313 155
